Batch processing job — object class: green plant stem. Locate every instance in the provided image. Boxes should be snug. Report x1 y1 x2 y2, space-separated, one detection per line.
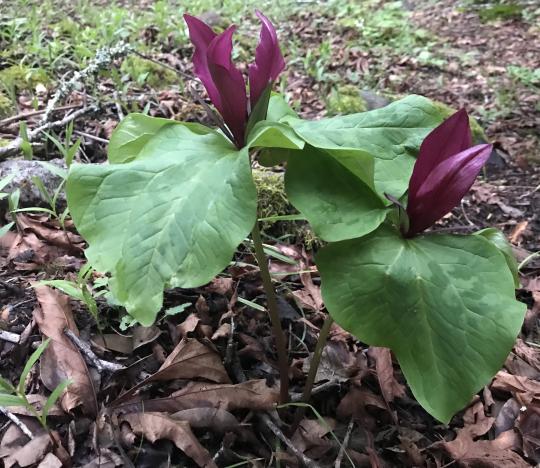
302 314 334 403
250 221 289 403
292 313 333 430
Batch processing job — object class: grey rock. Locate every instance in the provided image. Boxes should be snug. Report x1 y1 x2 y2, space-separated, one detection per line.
0 158 67 207
359 90 391 110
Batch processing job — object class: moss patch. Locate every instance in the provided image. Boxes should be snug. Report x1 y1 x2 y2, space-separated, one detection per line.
325 85 368 116
0 65 50 93
432 100 488 142
0 92 14 119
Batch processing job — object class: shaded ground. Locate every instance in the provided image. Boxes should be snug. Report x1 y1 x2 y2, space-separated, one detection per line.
0 0 539 467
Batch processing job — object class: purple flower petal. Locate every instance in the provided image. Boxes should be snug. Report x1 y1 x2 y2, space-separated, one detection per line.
183 14 222 109
206 26 248 147
408 109 472 202
248 10 285 110
406 143 492 236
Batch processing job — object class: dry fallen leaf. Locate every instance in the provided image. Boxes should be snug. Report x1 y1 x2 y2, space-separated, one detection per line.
368 347 406 404
171 407 240 434
439 401 528 467
113 338 230 404
492 371 540 405
121 412 217 468
34 285 98 416
3 433 52 468
119 379 279 413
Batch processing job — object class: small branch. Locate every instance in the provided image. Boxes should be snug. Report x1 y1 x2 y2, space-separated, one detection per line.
290 380 339 402
74 130 109 144
132 50 196 82
250 221 289 403
0 104 81 127
0 106 98 158
261 413 322 468
0 406 34 439
41 43 132 124
0 330 20 344
64 328 124 373
334 417 354 468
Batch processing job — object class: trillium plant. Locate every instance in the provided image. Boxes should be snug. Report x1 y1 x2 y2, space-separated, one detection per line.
66 11 526 423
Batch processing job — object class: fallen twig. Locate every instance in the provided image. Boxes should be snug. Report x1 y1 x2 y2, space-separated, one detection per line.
0 106 98 158
334 417 354 468
0 329 20 344
260 413 322 468
291 380 339 402
0 104 82 128
0 406 34 439
41 43 132 124
64 328 125 373
74 130 109 145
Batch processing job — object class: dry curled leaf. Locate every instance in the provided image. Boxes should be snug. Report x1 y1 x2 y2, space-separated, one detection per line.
34 285 97 416
369 347 406 404
113 338 230 404
121 412 217 468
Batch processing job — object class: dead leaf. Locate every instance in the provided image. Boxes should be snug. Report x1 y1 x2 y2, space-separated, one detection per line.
171 407 240 434
37 453 63 468
492 371 540 405
517 406 540 464
119 379 279 413
92 333 133 355
34 285 97 416
121 412 217 468
206 277 234 295
291 417 335 458
4 433 52 468
494 398 521 436
132 325 161 350
509 221 529 245
17 215 83 251
177 313 201 338
368 347 406 403
303 341 362 383
113 338 230 404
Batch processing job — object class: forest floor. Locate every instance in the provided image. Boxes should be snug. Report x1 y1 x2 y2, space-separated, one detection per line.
0 0 539 466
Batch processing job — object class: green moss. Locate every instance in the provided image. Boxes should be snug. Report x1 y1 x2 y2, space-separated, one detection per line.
326 85 368 116
432 100 488 143
253 169 321 249
120 56 178 89
253 170 292 232
0 138 11 147
478 4 522 22
0 92 14 119
0 65 50 93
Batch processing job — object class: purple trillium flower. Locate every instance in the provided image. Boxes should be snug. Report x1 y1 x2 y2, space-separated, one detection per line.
184 11 285 148
405 109 492 237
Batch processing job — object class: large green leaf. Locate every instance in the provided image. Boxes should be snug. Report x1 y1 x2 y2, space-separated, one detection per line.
67 125 256 325
475 228 520 288
108 113 211 164
284 95 447 196
317 226 526 422
285 146 388 241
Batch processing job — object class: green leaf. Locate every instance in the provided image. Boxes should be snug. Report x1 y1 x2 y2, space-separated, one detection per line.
18 338 50 395
286 147 388 241
41 379 71 423
0 393 27 407
67 125 257 325
267 94 298 122
38 280 85 301
0 375 15 393
247 121 304 151
475 228 520 288
316 226 526 422
284 95 447 197
108 113 211 164
0 222 14 237
245 83 273 138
